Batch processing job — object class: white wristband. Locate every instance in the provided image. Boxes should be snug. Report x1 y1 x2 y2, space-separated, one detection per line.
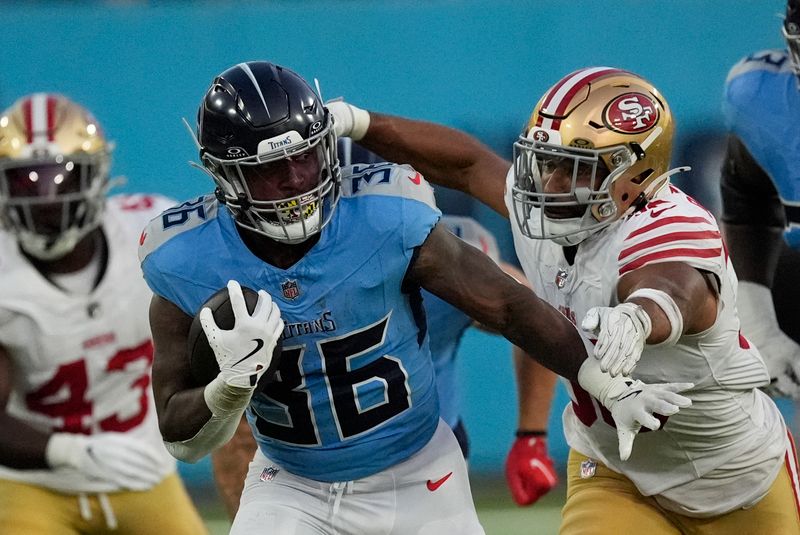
45 433 85 469
348 105 371 141
163 377 254 463
627 288 683 346
577 357 629 406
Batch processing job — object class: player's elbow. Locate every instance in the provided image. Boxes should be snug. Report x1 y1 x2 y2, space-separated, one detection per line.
163 439 207 464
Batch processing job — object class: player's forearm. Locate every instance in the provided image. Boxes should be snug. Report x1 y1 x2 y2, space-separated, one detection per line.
722 222 784 286
359 112 509 214
158 386 214 443
499 288 588 381
513 347 558 432
162 377 254 463
359 112 478 189
0 413 51 469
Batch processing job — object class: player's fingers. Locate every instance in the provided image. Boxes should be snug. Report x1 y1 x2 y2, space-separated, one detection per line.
199 307 220 335
660 382 695 395
622 359 640 377
252 289 273 319
658 390 692 409
580 308 600 333
270 316 285 340
226 280 247 320
508 474 532 505
616 427 636 461
637 412 661 431
607 354 626 377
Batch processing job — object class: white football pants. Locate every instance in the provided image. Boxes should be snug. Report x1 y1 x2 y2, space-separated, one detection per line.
230 419 484 534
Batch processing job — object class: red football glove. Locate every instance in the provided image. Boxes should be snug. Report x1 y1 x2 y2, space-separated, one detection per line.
505 434 558 506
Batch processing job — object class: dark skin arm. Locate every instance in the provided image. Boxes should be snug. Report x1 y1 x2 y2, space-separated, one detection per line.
358 112 512 217
619 262 718 342
411 223 587 380
149 295 212 442
0 344 51 469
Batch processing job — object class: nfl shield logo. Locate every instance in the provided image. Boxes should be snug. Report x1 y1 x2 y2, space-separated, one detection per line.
260 466 280 482
555 269 569 289
579 458 597 479
281 279 300 300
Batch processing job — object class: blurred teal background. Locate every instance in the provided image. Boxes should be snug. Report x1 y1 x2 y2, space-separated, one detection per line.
1 0 788 488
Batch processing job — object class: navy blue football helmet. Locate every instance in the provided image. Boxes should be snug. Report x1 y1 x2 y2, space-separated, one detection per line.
197 61 340 243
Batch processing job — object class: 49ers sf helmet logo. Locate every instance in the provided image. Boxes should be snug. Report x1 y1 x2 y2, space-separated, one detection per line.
603 93 659 134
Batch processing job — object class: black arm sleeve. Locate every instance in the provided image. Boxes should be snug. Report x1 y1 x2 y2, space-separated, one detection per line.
719 134 785 228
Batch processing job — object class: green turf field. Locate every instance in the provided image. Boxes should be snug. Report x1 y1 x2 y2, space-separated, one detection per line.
199 476 565 534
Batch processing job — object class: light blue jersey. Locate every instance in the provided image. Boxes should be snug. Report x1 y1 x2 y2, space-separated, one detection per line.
424 216 500 429
139 162 442 481
723 49 800 247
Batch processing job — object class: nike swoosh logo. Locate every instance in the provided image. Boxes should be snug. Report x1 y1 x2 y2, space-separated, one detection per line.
408 172 422 185
426 471 453 491
232 338 265 367
650 205 675 218
617 389 642 402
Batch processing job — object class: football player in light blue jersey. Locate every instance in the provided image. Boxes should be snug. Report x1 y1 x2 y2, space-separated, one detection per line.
209 141 559 520
139 61 690 534
721 0 800 399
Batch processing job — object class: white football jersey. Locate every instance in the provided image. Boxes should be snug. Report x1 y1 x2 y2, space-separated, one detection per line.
0 194 177 493
505 174 788 517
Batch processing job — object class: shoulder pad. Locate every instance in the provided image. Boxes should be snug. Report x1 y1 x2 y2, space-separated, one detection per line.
340 162 437 210
107 193 178 234
138 195 218 262
440 215 500 263
726 49 792 83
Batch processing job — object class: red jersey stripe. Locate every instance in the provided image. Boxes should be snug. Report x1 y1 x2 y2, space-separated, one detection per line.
619 247 722 275
619 230 722 261
627 215 713 240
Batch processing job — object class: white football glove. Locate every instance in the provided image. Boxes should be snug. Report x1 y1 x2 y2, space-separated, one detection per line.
738 281 800 398
577 357 693 461
581 302 652 377
325 99 371 140
45 433 165 490
200 280 284 389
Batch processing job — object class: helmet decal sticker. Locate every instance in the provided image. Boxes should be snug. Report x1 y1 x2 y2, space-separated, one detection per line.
603 93 659 134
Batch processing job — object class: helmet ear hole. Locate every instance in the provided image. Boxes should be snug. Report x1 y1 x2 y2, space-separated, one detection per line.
630 169 652 185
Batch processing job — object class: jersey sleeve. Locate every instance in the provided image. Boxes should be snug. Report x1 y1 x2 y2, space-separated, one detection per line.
341 162 441 251
138 196 220 315
617 191 726 280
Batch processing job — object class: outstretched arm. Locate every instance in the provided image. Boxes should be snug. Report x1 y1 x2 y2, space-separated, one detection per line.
329 102 511 216
411 223 586 379
411 223 693 461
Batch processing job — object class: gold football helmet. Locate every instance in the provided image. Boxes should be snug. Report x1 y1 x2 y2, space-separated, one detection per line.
511 67 683 246
0 94 113 260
